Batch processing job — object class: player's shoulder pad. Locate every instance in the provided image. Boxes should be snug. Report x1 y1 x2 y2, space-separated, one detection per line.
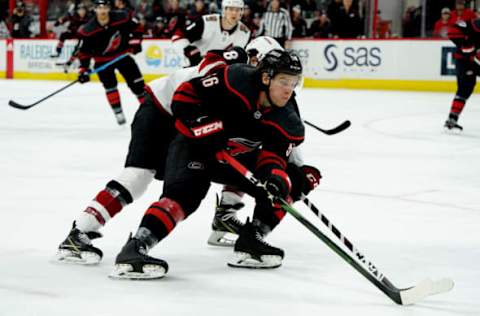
77 18 98 36
110 10 130 24
261 101 305 143
225 64 260 111
204 14 219 22
471 18 480 31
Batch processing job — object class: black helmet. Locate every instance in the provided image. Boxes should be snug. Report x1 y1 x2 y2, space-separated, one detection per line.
94 0 110 7
257 49 302 78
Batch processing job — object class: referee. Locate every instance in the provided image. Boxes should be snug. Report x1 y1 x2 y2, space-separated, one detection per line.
256 0 293 48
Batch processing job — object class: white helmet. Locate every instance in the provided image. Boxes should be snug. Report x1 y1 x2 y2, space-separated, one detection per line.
245 36 283 63
222 0 244 11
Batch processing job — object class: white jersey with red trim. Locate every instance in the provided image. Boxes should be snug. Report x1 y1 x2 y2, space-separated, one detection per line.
146 54 228 115
173 14 251 56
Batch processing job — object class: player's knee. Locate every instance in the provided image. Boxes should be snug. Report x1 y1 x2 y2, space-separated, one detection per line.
112 167 155 201
163 181 210 216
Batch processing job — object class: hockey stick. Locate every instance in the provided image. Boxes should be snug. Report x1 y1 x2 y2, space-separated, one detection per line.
8 54 129 110
304 119 351 135
217 150 454 305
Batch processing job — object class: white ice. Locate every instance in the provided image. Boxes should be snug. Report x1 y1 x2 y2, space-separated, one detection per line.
0 80 479 316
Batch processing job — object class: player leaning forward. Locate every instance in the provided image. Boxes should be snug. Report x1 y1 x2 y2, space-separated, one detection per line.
111 49 307 279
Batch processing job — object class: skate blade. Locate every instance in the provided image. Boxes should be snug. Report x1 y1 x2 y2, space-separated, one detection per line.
55 249 101 265
207 231 237 247
109 264 166 280
227 252 282 269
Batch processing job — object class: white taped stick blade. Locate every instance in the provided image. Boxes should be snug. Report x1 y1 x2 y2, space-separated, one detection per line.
400 278 454 305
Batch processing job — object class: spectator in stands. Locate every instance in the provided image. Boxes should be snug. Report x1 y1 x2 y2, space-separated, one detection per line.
135 0 153 20
332 0 363 38
257 0 292 47
290 0 317 18
0 15 10 38
150 16 170 38
10 2 33 38
433 7 453 38
114 0 135 16
327 0 342 27
450 0 475 24
402 5 421 37
291 5 307 38
188 0 207 24
242 4 259 36
308 9 331 38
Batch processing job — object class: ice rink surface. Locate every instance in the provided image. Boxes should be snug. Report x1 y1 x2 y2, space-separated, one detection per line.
0 80 479 316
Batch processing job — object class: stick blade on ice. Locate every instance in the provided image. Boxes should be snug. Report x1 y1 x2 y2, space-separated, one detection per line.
400 278 454 305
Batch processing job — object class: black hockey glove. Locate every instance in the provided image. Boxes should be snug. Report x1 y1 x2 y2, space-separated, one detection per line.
264 169 291 200
184 45 202 66
128 38 142 54
78 67 90 83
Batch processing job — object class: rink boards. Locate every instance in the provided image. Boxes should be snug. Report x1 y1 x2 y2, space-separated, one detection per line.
0 38 467 92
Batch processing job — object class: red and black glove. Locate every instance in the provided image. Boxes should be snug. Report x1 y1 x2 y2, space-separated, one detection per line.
184 45 202 66
301 165 322 194
78 67 90 83
264 169 292 200
128 38 142 54
287 164 321 200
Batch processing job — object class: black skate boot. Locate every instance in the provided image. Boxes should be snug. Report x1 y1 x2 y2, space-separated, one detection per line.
111 106 126 125
109 233 168 280
228 219 284 269
444 115 463 131
207 195 245 247
56 222 103 265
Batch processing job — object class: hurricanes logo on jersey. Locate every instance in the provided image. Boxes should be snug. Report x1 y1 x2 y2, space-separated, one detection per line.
103 31 122 55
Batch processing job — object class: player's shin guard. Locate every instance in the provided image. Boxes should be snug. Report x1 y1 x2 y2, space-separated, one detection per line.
75 180 133 233
106 88 126 125
130 77 146 104
445 97 465 131
139 197 186 244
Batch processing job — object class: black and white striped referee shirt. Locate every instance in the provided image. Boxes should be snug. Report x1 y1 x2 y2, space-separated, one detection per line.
257 7 293 40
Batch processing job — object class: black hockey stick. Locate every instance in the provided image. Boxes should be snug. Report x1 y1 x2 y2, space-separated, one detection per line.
217 150 454 305
304 119 351 135
8 54 129 110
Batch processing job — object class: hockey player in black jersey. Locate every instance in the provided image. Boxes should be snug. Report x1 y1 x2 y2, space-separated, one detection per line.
50 3 90 58
76 0 145 125
110 50 319 279
56 47 250 265
444 18 480 131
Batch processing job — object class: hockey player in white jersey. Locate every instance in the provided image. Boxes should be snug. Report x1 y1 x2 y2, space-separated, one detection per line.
55 46 248 264
172 0 251 66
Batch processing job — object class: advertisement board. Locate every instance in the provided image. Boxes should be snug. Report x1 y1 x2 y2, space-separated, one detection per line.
290 40 456 81
8 39 463 91
0 40 6 75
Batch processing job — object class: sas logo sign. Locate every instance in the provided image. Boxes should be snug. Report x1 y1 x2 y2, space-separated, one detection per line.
323 44 381 72
145 45 182 69
441 47 456 76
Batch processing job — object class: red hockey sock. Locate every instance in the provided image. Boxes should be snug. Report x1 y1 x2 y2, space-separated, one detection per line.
450 99 465 116
106 89 121 109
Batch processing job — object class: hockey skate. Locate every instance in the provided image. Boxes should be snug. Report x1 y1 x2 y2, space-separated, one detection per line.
56 222 103 265
444 117 463 131
114 111 127 125
228 219 284 269
109 234 168 280
207 196 245 247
